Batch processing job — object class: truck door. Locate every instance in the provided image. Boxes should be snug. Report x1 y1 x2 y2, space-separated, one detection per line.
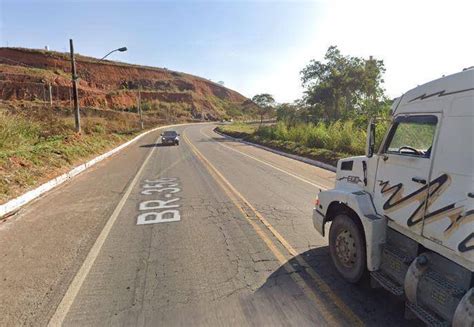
421 96 473 260
373 114 439 235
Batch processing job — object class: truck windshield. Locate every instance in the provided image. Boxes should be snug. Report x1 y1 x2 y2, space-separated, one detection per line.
385 116 437 157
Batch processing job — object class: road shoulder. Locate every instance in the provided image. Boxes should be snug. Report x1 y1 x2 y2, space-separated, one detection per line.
214 127 337 172
0 128 163 326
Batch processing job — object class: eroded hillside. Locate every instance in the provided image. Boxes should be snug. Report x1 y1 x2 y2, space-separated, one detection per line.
0 47 255 120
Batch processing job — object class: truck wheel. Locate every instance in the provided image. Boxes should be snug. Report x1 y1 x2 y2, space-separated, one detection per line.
329 214 366 283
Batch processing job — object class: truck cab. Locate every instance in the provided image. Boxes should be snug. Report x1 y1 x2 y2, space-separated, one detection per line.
313 69 473 326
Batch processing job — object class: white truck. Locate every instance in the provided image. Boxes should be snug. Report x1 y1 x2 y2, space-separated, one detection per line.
313 68 473 326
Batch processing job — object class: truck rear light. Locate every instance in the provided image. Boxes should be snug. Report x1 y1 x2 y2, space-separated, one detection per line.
314 198 320 207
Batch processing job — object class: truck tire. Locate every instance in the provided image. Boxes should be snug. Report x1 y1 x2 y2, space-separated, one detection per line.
329 214 366 283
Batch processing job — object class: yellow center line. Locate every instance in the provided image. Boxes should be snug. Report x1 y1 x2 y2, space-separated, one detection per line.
183 131 364 326
199 126 329 191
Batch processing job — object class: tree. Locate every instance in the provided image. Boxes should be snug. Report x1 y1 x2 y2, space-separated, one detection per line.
276 103 297 124
275 101 313 126
252 93 276 125
300 46 387 123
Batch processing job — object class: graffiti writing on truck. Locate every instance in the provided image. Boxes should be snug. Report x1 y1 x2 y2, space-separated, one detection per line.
136 177 181 225
379 173 474 253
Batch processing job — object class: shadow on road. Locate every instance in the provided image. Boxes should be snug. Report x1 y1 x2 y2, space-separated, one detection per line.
140 143 175 148
197 135 247 144
256 246 421 327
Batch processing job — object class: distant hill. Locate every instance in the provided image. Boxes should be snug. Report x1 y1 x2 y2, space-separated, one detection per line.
0 47 256 120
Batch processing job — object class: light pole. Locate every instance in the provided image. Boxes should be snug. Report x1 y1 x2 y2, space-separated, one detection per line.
69 40 127 133
98 47 128 62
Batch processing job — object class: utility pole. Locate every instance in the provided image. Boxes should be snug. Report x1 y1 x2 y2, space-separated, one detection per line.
69 39 81 133
137 89 144 130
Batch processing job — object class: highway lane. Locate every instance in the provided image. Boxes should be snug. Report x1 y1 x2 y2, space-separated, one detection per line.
0 123 417 326
57 123 336 326
182 125 415 326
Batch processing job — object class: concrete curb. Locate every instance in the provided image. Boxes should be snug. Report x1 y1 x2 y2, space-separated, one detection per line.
214 128 337 173
0 122 198 219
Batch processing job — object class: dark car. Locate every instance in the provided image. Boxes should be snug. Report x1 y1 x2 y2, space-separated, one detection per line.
161 130 180 145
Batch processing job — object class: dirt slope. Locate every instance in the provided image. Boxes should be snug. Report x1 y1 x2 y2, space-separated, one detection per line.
0 47 255 120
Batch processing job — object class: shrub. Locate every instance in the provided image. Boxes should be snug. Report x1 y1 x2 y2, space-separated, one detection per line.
287 124 308 143
255 125 275 140
307 123 330 148
222 118 390 157
253 119 375 155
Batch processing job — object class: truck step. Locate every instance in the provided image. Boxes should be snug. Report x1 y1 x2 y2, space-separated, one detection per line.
406 301 448 327
370 270 404 296
383 244 413 264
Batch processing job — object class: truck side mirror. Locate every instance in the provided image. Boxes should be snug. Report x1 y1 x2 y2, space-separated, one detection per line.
366 118 376 158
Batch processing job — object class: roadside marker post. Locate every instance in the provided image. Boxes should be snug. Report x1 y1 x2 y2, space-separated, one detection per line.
138 89 144 130
48 82 53 107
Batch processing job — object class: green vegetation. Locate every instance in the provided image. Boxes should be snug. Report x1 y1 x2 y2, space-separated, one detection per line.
249 46 391 126
216 123 349 166
217 120 389 167
299 46 389 122
217 122 257 138
251 94 276 124
257 121 367 154
237 46 393 165
0 107 154 204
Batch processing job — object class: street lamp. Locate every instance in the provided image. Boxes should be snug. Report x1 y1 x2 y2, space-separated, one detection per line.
99 47 128 62
69 39 128 133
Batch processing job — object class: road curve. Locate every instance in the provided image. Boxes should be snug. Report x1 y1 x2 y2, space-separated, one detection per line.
0 124 417 326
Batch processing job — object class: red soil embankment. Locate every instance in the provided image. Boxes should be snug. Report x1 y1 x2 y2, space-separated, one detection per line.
0 47 255 120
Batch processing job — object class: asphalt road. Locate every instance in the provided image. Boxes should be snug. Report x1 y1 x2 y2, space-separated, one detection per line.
0 124 417 326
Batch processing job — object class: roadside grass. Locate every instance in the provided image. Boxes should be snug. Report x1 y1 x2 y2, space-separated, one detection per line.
139 99 192 119
216 120 389 167
0 107 154 204
217 122 258 139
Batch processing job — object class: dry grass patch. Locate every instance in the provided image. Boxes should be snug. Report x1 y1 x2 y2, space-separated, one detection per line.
0 106 158 204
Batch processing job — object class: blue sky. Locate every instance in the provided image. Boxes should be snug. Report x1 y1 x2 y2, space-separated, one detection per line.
1 0 322 101
1 0 473 102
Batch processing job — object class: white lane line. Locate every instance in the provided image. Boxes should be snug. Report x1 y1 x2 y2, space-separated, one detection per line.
199 127 329 191
48 132 163 326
